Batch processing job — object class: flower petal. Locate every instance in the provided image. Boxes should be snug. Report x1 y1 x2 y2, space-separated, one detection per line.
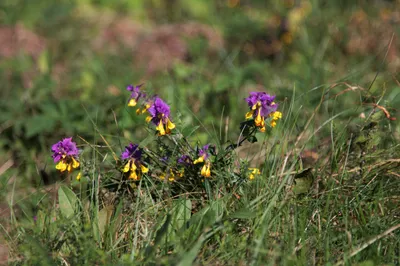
128 99 137 107
123 161 131 172
56 161 68 172
245 110 254 119
140 164 149 174
193 156 204 164
156 120 166 136
71 157 80 169
167 118 175 130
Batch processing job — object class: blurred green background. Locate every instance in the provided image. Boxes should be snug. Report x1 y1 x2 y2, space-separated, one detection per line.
0 0 399 187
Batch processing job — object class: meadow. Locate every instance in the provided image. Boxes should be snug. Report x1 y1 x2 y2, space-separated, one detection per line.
0 0 399 265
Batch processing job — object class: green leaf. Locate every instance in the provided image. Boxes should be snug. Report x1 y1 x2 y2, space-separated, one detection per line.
292 168 314 195
177 234 205 266
248 136 258 143
98 205 114 237
228 208 256 219
35 210 46 232
144 214 172 260
25 114 56 137
58 185 78 218
172 199 192 230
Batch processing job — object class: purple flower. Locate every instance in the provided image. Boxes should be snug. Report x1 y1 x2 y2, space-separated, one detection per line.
199 144 210 160
177 154 193 166
160 156 169 164
246 92 278 117
147 97 171 124
121 143 142 160
194 144 211 164
51 137 79 163
193 144 213 177
51 137 80 172
121 143 148 180
146 97 176 136
245 92 279 132
127 84 146 107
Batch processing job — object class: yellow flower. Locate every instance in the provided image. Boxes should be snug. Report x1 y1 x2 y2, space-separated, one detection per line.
55 157 80 172
201 162 211 178
193 156 204 164
136 103 151 115
123 159 147 181
248 168 261 180
245 110 254 119
269 111 282 128
271 111 282 120
128 98 137 107
159 168 183 182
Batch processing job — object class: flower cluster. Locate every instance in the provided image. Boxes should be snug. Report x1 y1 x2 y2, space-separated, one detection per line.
146 97 176 136
248 168 261 180
51 87 282 187
121 143 149 180
127 84 146 107
126 84 176 136
193 144 212 177
245 92 282 132
51 137 81 180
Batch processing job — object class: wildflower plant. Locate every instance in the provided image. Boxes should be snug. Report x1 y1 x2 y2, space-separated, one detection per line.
52 85 282 194
48 84 284 259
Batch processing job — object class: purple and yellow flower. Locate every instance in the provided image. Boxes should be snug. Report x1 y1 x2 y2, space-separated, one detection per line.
146 97 176 136
193 144 212 177
127 84 146 107
245 92 279 132
248 168 261 180
121 143 149 180
51 137 80 173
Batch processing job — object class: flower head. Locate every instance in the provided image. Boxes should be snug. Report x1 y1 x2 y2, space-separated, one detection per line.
269 111 282 128
200 162 211 178
193 144 212 177
248 168 261 180
127 84 146 107
245 92 279 132
193 144 211 164
51 138 80 173
121 143 148 180
146 97 176 136
121 143 142 160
